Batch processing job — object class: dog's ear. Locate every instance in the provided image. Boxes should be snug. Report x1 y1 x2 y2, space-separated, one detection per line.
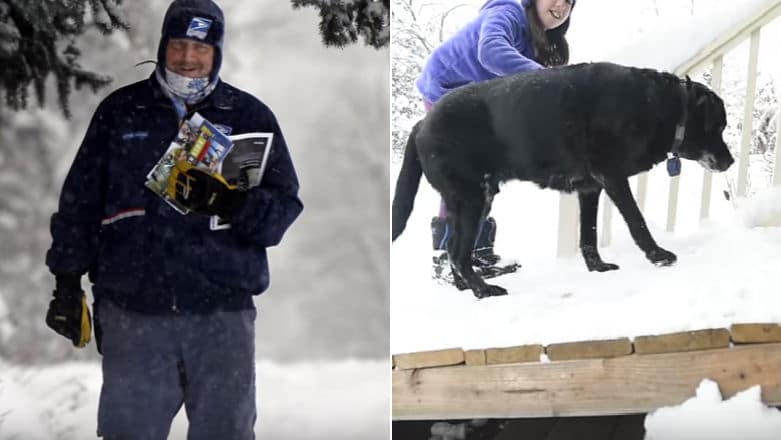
685 75 692 89
696 91 723 132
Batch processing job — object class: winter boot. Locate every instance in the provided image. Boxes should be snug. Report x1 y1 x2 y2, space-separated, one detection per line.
472 216 500 267
470 216 520 278
431 216 452 283
430 216 520 285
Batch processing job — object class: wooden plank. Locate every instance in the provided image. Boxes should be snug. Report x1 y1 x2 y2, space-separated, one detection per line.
392 343 781 420
393 348 464 370
465 349 487 366
731 323 781 343
634 329 730 354
546 338 632 361
674 0 781 75
486 345 544 365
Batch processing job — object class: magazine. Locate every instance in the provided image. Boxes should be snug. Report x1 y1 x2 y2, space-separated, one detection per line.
145 112 234 214
209 132 274 230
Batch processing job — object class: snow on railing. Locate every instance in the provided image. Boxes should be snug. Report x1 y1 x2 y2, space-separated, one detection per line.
557 1 781 256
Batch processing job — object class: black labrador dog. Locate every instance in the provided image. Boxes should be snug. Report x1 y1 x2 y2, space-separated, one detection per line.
392 62 734 299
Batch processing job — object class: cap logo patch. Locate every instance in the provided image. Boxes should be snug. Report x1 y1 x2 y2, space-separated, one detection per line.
186 17 212 40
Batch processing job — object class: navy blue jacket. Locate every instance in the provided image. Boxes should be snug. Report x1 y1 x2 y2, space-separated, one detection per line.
46 74 303 314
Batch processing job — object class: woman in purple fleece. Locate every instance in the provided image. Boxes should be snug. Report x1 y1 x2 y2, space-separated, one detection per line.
419 0 575 281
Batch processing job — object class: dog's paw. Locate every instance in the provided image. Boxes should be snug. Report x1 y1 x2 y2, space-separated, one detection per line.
647 248 677 266
582 247 619 272
587 261 620 272
473 284 508 299
453 275 470 291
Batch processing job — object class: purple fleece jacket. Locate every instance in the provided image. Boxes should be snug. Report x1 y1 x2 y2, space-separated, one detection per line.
416 0 542 104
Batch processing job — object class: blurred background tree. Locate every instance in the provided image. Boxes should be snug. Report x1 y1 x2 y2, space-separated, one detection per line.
0 0 129 118
0 0 389 121
291 0 389 48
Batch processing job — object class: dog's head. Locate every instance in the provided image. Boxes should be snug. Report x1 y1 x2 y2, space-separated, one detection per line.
678 80 734 172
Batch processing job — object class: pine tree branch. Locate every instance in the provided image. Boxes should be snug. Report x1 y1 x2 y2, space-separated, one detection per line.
291 0 389 49
0 0 128 117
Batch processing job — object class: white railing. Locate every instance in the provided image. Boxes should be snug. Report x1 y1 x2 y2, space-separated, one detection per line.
557 1 781 256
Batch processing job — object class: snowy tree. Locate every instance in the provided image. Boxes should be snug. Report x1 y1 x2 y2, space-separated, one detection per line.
291 0 390 48
0 105 78 362
0 0 129 118
0 0 153 364
700 63 778 198
392 0 475 158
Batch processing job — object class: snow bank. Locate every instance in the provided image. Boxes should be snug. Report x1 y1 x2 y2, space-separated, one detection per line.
645 379 781 440
737 185 781 227
0 358 388 440
606 0 777 72
571 0 780 72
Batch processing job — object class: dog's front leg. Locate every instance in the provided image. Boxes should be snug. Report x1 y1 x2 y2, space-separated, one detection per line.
601 178 677 267
577 189 619 272
446 195 508 299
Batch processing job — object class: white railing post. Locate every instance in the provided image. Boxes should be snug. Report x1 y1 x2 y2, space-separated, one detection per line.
557 193 579 257
600 196 613 247
774 80 781 185
700 56 724 221
737 29 761 197
666 174 680 232
600 167 649 248
636 173 648 212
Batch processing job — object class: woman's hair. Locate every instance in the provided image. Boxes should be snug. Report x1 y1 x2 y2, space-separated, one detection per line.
525 0 573 67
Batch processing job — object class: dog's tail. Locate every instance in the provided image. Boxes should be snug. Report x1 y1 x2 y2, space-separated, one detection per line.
392 120 424 241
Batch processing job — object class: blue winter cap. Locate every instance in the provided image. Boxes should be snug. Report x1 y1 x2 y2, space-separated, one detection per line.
157 0 225 81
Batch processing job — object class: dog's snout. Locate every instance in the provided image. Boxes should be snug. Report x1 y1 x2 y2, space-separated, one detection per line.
719 154 735 172
700 149 733 172
710 141 735 172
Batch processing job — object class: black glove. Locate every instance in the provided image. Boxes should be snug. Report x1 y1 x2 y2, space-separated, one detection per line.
45 275 92 348
166 160 246 218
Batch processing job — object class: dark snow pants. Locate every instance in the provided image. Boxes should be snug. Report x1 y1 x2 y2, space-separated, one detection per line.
95 298 256 440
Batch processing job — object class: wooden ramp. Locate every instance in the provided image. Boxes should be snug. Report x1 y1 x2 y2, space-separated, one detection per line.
392 324 781 420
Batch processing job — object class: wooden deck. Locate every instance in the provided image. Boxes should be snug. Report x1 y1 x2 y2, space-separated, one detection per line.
392 324 781 420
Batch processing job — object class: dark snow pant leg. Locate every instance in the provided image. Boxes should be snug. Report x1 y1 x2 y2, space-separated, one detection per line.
181 308 257 440
97 300 184 440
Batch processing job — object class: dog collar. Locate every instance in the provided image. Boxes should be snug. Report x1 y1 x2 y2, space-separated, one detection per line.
667 80 688 177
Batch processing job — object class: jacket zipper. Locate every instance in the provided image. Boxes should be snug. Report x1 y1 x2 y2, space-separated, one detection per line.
160 95 214 314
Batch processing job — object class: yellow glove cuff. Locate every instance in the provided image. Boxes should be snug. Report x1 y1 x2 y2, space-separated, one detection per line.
165 160 237 202
77 294 92 348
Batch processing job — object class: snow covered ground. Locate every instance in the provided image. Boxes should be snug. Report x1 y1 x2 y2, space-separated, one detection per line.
0 358 389 440
391 160 781 353
390 162 781 438
645 379 781 440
